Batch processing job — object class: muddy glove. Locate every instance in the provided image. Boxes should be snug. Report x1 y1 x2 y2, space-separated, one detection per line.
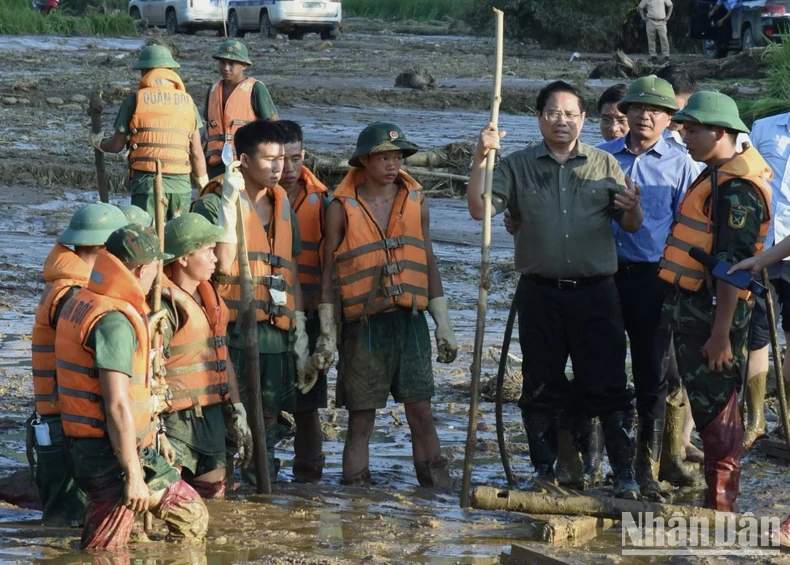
428 296 457 363
218 162 244 244
194 174 209 190
311 303 337 372
223 401 253 468
157 432 176 466
293 311 317 394
89 132 104 152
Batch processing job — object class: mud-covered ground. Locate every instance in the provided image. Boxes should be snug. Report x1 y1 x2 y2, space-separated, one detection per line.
0 24 788 565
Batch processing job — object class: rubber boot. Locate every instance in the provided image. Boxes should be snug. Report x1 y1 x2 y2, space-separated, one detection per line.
414 456 452 488
581 419 604 489
635 417 664 500
293 454 326 484
521 409 559 481
340 468 371 486
743 371 768 450
600 407 640 500
658 390 698 487
555 412 583 488
700 389 742 512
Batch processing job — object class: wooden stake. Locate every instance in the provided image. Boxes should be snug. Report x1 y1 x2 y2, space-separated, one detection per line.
460 6 504 509
763 269 790 460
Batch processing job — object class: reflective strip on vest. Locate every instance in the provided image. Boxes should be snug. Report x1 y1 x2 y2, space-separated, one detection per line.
659 258 705 280
32 344 55 353
56 359 98 378
168 336 227 356
165 359 227 378
222 299 295 319
58 385 103 403
342 283 429 308
335 236 425 264
169 383 228 400
61 412 106 430
246 252 293 270
301 241 320 252
33 369 57 377
214 274 293 293
337 260 428 287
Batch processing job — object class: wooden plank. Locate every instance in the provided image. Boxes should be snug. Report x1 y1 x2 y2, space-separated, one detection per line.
538 515 617 546
509 543 585 565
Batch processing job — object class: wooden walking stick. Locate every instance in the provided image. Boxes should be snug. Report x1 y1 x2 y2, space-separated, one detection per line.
762 269 790 459
460 6 504 509
145 160 167 533
87 90 109 203
223 144 271 494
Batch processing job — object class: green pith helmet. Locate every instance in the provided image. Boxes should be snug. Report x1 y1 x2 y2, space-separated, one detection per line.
164 213 224 264
119 204 153 228
212 39 252 66
348 122 419 168
671 90 750 133
57 203 129 247
132 44 180 70
105 224 173 268
617 75 679 113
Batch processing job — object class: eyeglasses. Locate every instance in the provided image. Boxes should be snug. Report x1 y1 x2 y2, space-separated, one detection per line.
600 116 628 127
627 104 667 117
541 110 583 122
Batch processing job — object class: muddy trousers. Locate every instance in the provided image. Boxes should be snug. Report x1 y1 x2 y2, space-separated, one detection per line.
34 417 86 526
80 479 208 549
646 19 669 57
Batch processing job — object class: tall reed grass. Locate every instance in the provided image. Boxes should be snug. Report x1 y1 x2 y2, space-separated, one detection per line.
342 0 471 21
747 38 790 119
0 0 135 35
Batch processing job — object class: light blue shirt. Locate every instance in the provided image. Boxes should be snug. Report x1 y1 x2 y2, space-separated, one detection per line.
716 0 740 10
597 133 699 262
751 112 790 251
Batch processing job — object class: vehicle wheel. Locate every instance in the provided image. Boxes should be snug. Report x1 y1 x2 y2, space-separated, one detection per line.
260 11 275 38
742 25 757 50
320 27 338 40
701 39 717 58
228 10 245 38
287 30 304 40
129 6 141 20
166 9 178 34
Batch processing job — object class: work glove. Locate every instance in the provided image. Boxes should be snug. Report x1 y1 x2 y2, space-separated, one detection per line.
222 401 253 468
89 132 104 152
194 174 209 190
428 296 458 363
311 303 337 372
157 432 176 466
293 312 318 394
218 162 244 244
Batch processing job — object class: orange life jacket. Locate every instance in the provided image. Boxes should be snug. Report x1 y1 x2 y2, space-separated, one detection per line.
205 77 259 167
333 168 429 322
32 244 90 416
198 180 296 331
658 146 773 300
128 68 196 176
292 166 328 312
162 277 230 411
56 250 156 449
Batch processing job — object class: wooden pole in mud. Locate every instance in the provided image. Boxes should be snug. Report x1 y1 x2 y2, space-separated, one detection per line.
461 7 504 509
87 90 109 203
763 269 790 459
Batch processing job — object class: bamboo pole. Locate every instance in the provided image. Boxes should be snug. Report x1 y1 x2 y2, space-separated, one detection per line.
763 269 790 460
460 6 504 509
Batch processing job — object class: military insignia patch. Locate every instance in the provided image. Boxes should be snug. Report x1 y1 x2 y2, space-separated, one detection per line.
728 204 747 229
389 130 399 140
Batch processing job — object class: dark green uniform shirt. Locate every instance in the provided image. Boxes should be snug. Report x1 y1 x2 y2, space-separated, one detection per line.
192 192 301 354
114 94 204 196
491 141 628 278
86 311 137 376
662 177 766 335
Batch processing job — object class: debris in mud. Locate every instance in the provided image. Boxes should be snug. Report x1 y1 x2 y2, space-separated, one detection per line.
305 41 332 52
46 97 64 106
0 469 41 510
395 67 437 90
480 347 522 403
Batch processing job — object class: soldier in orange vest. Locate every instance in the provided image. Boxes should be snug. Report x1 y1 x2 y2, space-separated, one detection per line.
193 120 314 483
204 40 278 180
90 45 208 221
31 202 127 526
157 213 254 498
659 92 772 512
277 120 330 482
58 225 208 549
312 123 458 487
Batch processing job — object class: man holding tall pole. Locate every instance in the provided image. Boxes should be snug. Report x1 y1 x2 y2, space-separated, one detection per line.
466 81 644 500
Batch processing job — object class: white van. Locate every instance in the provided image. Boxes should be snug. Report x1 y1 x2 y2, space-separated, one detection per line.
227 0 341 40
128 0 225 35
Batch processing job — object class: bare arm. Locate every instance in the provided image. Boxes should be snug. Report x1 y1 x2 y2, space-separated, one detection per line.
467 123 505 220
100 130 128 154
320 200 345 305
189 130 207 178
99 369 149 513
421 197 443 299
665 4 673 20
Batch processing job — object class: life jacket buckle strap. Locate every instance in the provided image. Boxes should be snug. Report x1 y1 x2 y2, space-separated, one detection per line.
216 359 227 372
214 335 227 349
383 236 405 250
383 283 404 297
383 261 404 276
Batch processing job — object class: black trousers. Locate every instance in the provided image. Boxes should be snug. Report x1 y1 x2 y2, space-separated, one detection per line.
517 274 633 418
615 262 670 421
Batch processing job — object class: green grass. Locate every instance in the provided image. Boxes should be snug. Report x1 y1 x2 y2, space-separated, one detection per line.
342 0 471 21
0 0 136 35
746 38 790 119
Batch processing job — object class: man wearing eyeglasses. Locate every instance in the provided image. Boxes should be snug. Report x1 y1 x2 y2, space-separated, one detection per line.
597 76 699 500
467 80 644 500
